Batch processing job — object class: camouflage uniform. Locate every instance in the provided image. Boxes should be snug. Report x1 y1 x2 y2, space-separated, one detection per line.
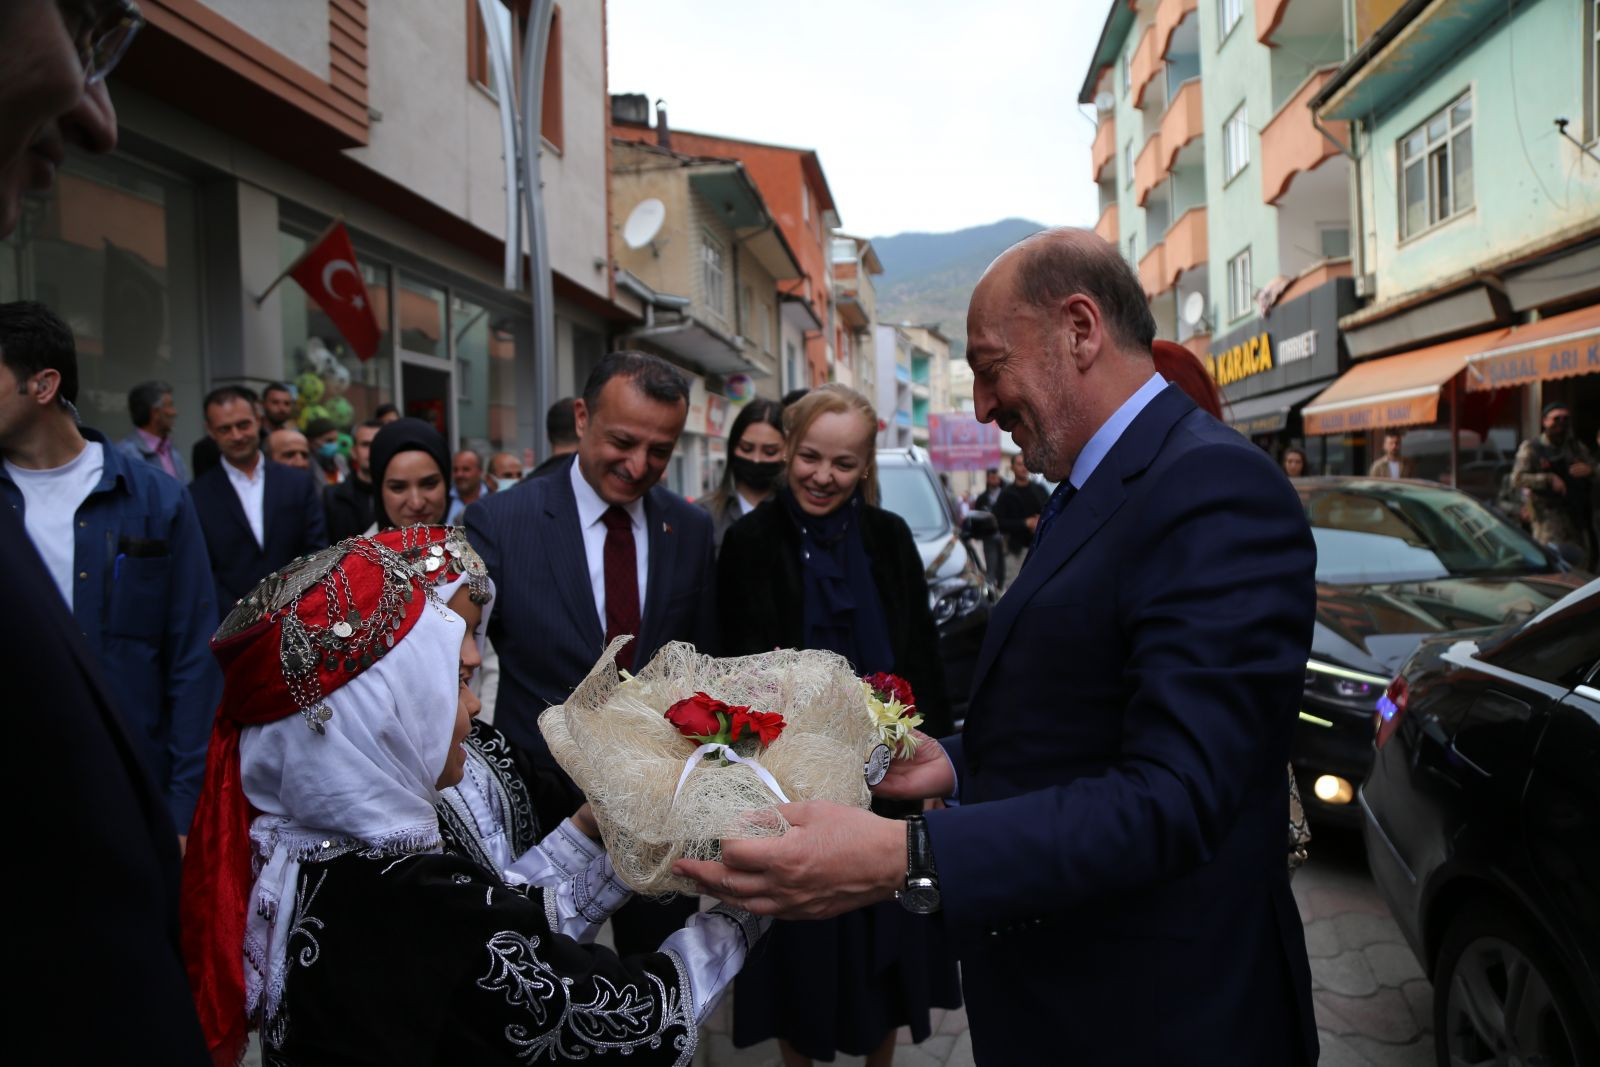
1511 433 1596 549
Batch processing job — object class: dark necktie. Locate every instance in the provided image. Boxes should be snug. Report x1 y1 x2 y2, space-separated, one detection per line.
1031 481 1076 550
601 505 641 671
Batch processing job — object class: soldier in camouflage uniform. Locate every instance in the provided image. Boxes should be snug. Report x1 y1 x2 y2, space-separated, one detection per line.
1512 401 1594 558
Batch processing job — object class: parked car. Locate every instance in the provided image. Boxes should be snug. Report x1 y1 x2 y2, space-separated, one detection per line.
1362 580 1600 1067
876 448 995 726
1290 476 1587 824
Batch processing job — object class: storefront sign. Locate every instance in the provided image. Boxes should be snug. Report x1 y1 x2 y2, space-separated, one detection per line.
1302 392 1440 436
1207 333 1274 386
927 414 1001 471
1277 329 1317 364
1464 322 1600 391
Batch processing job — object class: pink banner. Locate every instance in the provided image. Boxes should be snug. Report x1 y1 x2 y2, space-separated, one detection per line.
927 414 1001 471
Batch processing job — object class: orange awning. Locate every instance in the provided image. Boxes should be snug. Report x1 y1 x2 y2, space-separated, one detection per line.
1302 329 1506 436
1463 304 1600 392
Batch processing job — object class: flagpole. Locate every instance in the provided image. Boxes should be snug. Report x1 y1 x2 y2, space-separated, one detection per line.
253 214 345 305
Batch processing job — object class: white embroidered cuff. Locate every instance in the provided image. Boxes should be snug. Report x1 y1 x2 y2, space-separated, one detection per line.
662 904 772 1025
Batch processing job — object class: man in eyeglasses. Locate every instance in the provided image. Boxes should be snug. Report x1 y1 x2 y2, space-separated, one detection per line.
0 0 137 237
1513 401 1595 563
1 4 207 1065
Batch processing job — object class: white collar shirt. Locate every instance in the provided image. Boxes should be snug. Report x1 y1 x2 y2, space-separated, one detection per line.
1067 372 1170 490
734 491 759 516
569 458 649 632
225 455 267 548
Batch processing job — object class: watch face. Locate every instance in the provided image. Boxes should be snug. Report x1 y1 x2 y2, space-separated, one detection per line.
899 881 941 914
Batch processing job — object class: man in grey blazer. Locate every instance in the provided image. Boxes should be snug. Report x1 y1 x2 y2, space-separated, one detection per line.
465 350 717 954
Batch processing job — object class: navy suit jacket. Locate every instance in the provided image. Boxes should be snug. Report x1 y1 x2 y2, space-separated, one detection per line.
925 385 1319 1065
189 459 327 609
465 458 717 802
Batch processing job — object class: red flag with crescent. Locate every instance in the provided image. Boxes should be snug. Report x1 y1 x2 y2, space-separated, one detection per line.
287 221 382 361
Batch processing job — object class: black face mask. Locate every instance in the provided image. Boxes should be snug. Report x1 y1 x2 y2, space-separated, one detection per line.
730 455 784 492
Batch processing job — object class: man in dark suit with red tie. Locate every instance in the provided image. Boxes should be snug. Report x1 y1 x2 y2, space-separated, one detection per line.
465 350 717 955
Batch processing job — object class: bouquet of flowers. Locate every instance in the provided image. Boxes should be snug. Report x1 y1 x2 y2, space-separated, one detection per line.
539 638 916 896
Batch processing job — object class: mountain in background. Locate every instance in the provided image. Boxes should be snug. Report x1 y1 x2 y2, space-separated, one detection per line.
869 217 1045 361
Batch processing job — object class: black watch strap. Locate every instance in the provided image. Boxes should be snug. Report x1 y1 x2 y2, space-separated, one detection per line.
905 814 937 882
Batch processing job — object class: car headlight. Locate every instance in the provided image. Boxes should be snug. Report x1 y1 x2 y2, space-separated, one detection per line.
930 577 985 626
1303 659 1390 713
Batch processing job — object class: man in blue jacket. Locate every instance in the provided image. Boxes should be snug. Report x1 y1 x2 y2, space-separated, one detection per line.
0 301 221 836
678 229 1319 1064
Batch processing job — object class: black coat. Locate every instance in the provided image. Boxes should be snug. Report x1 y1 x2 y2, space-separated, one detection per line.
716 499 952 738
992 479 1049 553
190 459 327 607
4 507 208 1063
323 474 376 543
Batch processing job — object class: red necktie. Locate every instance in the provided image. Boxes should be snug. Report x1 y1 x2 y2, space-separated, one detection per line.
601 505 640 671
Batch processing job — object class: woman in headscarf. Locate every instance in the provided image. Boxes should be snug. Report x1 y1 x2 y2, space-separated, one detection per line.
366 417 452 532
697 397 785 551
716 384 960 1067
181 527 763 1066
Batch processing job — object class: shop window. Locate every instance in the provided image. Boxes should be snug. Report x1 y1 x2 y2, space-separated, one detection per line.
2 155 207 455
1223 104 1249 182
1227 247 1253 321
1219 0 1243 40
701 231 726 318
279 228 393 430
1399 91 1473 239
452 295 519 454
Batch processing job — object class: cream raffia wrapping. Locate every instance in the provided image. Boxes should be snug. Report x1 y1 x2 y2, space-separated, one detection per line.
539 637 878 896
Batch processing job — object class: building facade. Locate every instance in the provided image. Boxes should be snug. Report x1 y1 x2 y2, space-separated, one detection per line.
874 323 915 448
830 233 883 400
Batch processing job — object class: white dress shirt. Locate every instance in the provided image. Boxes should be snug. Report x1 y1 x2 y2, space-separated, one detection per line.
225 454 267 548
569 459 649 630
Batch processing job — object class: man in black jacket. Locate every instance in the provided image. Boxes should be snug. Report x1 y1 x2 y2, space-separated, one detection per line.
992 451 1049 570
971 466 1008 590
323 418 381 540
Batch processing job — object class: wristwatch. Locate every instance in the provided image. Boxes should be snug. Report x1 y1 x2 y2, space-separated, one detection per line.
896 814 941 914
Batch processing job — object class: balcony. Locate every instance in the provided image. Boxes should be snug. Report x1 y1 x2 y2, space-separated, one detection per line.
1257 0 1289 44
1262 67 1346 204
1162 207 1208 288
1155 0 1198 59
1092 116 1117 182
1130 25 1159 107
1095 203 1119 245
1157 78 1204 173
1138 242 1167 300
1134 134 1163 206
1257 0 1345 48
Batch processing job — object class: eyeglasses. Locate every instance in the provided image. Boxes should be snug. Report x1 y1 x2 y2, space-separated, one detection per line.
60 0 145 86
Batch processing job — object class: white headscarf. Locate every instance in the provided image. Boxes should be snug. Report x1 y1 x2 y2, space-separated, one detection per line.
239 600 467 1022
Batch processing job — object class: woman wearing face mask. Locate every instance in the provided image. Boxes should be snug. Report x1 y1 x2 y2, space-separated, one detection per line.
180 527 766 1066
698 398 785 551
365 417 451 533
716 384 960 1067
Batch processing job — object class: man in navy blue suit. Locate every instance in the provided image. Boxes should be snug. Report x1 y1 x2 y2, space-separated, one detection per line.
466 350 716 956
678 229 1319 1064
189 385 326 609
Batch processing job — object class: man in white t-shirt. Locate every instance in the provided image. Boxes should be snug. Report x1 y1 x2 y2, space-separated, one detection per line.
0 299 221 835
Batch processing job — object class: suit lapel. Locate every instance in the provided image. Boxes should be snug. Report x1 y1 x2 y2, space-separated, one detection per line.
637 491 671 655
544 473 604 648
212 466 257 549
968 386 1195 699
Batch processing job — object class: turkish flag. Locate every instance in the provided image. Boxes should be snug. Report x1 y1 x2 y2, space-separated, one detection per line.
287 221 382 361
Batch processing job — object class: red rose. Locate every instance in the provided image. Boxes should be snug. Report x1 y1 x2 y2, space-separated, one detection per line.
665 692 727 739
865 672 916 709
730 709 786 747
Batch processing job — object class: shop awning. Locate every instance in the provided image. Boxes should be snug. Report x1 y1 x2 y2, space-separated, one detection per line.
1302 330 1505 436
1225 380 1332 436
1463 304 1600 392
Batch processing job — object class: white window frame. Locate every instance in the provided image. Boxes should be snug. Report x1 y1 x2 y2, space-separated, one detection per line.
1219 0 1243 40
701 230 726 317
1227 247 1253 321
1398 90 1474 241
1223 104 1250 182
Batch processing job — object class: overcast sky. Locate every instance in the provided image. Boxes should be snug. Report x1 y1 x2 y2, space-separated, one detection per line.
606 0 1105 240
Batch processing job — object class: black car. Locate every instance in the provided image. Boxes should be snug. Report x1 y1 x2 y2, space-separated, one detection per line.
1292 477 1587 824
1362 580 1600 1067
876 448 995 726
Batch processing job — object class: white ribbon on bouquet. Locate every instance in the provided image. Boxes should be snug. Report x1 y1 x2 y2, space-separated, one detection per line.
671 742 791 806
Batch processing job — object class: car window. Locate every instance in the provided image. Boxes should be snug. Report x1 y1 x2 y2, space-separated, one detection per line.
1481 591 1600 688
877 464 949 539
1302 483 1549 584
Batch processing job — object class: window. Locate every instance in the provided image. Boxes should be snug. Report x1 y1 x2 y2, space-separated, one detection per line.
453 296 520 455
1319 225 1351 259
1227 247 1253 320
1223 104 1249 181
467 1 492 90
541 6 564 150
701 231 726 316
279 228 394 426
1127 230 1139 267
1219 0 1243 38
1123 141 1133 187
739 284 752 333
1400 91 1474 239
759 301 772 355
467 2 562 150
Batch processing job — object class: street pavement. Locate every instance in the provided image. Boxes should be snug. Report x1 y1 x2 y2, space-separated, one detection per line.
694 825 1435 1067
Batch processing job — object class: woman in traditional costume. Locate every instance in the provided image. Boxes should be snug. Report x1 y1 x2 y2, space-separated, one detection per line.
716 385 961 1066
181 526 762 1065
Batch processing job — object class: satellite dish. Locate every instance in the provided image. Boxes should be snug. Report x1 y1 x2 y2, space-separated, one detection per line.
1094 91 1116 114
622 198 666 250
1182 291 1207 327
